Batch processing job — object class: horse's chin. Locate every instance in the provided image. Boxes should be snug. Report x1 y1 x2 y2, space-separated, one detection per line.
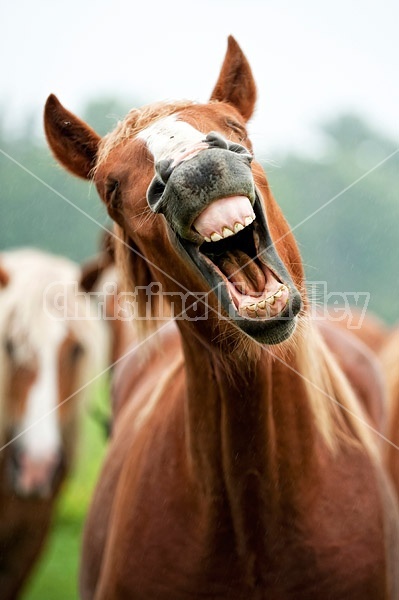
176 191 303 345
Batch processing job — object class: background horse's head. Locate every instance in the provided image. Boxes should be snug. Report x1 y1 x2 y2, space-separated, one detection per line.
44 37 305 348
0 249 108 498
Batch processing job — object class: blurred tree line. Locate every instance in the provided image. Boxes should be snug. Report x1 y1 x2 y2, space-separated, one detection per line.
0 98 129 263
0 101 398 323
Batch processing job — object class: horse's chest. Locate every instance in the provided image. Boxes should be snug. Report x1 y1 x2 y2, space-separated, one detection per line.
98 485 388 600
91 415 390 599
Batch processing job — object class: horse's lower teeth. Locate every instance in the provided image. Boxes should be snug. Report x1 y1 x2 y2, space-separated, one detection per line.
243 286 287 315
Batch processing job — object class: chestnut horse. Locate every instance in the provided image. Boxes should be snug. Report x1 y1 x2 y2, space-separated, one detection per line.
380 327 399 498
0 248 108 599
44 37 399 599
331 308 388 353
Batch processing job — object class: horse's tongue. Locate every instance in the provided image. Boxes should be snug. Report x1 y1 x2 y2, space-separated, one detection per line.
217 250 266 295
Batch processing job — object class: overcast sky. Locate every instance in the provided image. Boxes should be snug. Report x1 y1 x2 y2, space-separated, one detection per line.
1 0 398 155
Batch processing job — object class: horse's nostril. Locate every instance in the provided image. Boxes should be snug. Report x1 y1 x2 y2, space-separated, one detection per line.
227 141 253 161
205 131 228 149
156 159 173 184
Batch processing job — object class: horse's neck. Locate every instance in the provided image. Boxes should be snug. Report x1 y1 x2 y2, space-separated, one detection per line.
179 324 318 505
179 325 321 577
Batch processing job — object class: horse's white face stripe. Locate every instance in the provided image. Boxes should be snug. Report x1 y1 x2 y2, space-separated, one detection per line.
18 332 63 460
138 114 205 164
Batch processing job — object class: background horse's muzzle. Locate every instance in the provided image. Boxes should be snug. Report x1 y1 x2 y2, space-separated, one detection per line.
8 444 64 499
146 133 255 243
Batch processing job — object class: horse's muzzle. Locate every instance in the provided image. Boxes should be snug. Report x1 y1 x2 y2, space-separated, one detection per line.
9 446 65 499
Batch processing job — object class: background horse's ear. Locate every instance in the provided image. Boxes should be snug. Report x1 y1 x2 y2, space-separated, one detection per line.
44 94 101 179
210 36 257 122
79 252 114 292
80 232 115 292
0 263 9 288
80 255 108 293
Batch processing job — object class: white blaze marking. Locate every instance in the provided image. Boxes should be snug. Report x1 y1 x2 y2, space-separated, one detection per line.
138 114 205 164
19 331 63 460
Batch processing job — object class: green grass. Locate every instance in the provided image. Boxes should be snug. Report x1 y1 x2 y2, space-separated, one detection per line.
22 383 110 600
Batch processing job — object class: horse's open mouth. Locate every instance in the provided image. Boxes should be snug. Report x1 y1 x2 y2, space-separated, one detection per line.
180 191 302 344
194 196 289 320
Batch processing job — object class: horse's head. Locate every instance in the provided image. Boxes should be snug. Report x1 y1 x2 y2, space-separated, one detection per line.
44 37 304 347
0 250 106 498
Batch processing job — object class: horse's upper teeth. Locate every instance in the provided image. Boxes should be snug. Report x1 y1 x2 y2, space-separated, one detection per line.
274 289 283 298
222 227 234 238
257 299 266 309
266 295 275 305
194 196 255 243
210 232 223 242
203 220 249 243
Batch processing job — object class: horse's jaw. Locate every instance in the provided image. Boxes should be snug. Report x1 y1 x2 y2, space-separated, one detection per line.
146 142 302 345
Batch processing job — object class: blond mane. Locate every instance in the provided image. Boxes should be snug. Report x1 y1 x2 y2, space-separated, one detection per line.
293 317 378 456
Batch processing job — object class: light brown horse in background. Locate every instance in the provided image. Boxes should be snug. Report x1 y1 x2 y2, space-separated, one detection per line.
80 233 137 368
0 248 108 599
44 37 399 599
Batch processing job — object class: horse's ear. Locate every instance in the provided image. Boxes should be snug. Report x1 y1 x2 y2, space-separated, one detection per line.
44 94 101 179
210 36 257 122
0 263 9 288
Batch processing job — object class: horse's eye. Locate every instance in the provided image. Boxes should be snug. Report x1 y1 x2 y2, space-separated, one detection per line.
104 179 121 209
70 342 84 361
225 118 247 142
